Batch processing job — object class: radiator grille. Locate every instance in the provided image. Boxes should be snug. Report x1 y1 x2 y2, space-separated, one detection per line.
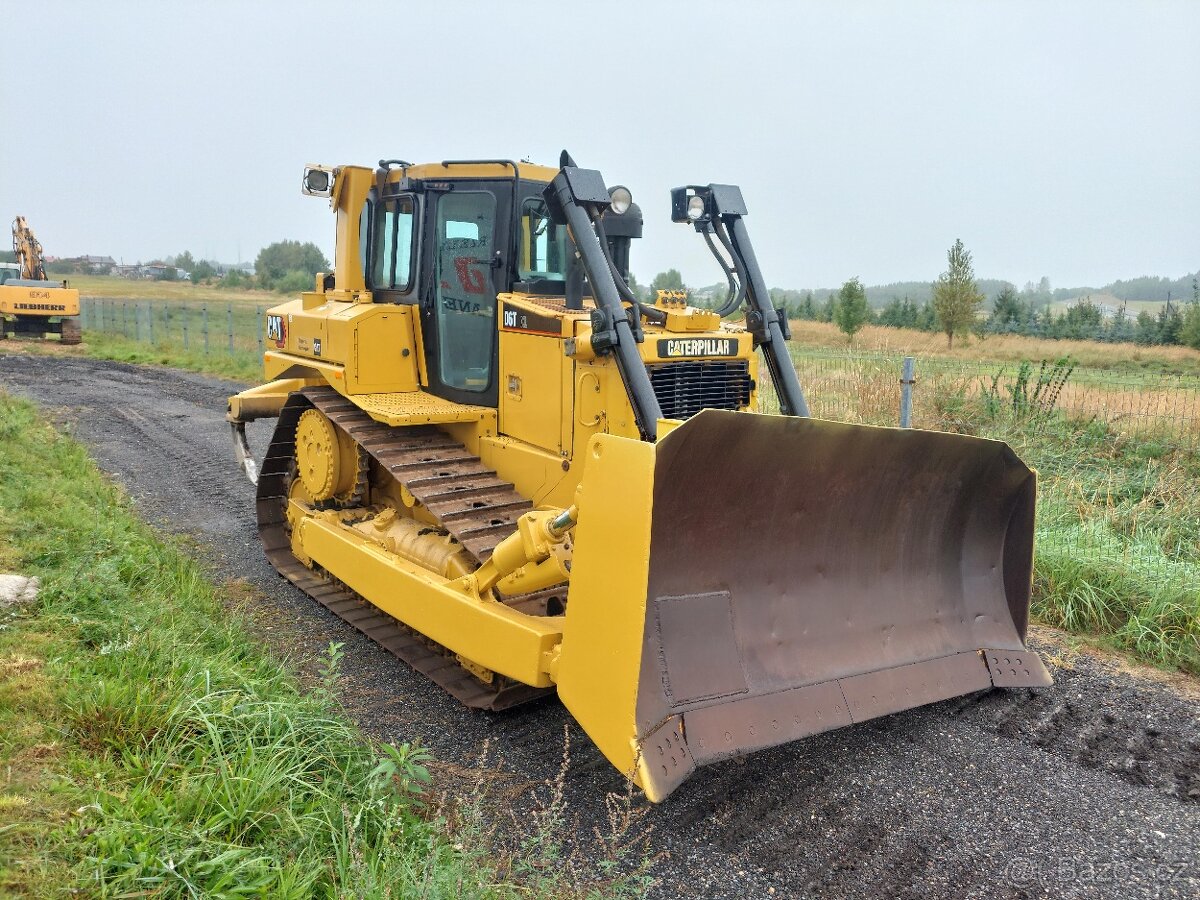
647 360 752 420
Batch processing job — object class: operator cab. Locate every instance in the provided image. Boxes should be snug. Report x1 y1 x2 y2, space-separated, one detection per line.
356 162 640 408
0 264 20 285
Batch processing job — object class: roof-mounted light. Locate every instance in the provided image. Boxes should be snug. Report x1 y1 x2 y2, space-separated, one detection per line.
608 185 633 215
301 165 335 198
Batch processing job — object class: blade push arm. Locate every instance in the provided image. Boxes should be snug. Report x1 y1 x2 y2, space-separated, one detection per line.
671 185 810 417
544 157 664 441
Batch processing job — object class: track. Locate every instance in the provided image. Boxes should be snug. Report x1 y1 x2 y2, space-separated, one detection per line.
255 386 553 710
2 351 1198 900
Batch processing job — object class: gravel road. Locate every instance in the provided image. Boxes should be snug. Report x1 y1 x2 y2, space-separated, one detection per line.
2 350 1197 899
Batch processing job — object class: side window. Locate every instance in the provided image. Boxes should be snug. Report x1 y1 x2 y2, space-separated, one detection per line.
435 191 496 393
371 196 415 291
358 200 372 279
519 197 570 280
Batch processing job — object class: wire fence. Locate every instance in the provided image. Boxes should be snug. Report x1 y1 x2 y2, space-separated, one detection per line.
80 296 266 371
760 347 1200 447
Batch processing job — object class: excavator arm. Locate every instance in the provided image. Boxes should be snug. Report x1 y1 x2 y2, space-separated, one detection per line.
12 217 47 281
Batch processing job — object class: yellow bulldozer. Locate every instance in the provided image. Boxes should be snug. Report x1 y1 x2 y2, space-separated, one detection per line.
228 153 1050 802
0 217 81 344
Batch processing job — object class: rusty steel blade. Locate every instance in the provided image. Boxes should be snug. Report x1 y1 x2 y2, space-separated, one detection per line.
631 410 1047 795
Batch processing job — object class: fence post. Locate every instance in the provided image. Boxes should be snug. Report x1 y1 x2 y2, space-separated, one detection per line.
256 305 263 356
227 303 234 355
183 303 189 350
121 301 128 337
202 305 209 355
899 356 915 428
149 302 155 344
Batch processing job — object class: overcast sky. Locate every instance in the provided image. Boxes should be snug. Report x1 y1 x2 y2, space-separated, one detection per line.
3 1 1196 290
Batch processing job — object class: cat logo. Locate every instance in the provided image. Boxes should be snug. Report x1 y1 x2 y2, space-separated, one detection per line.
266 314 286 347
657 338 737 358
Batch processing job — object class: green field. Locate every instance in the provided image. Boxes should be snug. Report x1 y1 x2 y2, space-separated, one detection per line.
64 273 277 304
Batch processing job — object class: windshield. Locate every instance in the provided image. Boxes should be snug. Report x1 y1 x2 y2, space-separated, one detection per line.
0 267 19 285
518 197 571 281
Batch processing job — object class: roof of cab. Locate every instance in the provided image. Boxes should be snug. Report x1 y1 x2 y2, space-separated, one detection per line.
394 161 559 183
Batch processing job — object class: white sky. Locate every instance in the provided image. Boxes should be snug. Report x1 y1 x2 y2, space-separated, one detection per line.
2 0 1197 290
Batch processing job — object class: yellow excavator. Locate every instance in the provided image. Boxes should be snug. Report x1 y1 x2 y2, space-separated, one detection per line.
228 153 1050 801
0 217 81 343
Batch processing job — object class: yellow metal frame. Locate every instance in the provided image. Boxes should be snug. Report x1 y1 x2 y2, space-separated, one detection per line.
0 283 80 318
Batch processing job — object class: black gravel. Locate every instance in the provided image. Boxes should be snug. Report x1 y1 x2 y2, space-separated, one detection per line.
2 350 1198 899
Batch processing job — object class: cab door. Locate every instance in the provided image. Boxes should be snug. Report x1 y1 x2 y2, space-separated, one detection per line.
421 188 504 407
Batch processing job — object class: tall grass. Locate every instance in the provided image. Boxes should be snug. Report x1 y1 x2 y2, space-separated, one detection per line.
1019 422 1200 672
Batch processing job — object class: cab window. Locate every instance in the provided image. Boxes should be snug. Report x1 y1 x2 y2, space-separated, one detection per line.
435 191 496 392
519 197 570 281
372 196 416 291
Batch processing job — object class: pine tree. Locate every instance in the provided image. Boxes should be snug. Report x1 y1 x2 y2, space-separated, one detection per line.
833 277 869 342
931 238 984 348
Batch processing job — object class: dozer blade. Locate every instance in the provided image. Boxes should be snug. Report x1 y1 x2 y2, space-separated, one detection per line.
554 409 1050 802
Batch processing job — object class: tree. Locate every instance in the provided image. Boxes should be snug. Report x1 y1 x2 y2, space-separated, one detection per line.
833 277 869 342
649 269 685 298
932 238 984 348
255 240 330 289
193 259 216 282
798 291 816 320
171 251 196 274
1134 310 1158 345
1156 303 1183 345
624 271 648 302
988 285 1025 331
1180 302 1200 350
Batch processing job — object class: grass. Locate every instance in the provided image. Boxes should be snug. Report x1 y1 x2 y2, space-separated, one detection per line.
0 392 657 897
64 273 276 304
1021 420 1200 673
67 331 262 382
786 318 1200 376
0 392 483 896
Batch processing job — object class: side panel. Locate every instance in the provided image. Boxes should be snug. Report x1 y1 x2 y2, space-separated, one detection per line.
352 307 419 393
499 331 565 453
0 284 80 317
263 299 420 394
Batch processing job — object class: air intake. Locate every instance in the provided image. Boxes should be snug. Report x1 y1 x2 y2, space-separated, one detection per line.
647 360 752 421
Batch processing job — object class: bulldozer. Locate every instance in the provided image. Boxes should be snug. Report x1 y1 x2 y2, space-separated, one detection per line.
0 217 81 344
228 153 1050 802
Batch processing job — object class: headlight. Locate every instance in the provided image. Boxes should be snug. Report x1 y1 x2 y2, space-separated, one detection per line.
609 185 633 215
686 194 707 221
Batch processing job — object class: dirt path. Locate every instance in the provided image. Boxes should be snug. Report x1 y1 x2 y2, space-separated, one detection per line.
2 350 1197 899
